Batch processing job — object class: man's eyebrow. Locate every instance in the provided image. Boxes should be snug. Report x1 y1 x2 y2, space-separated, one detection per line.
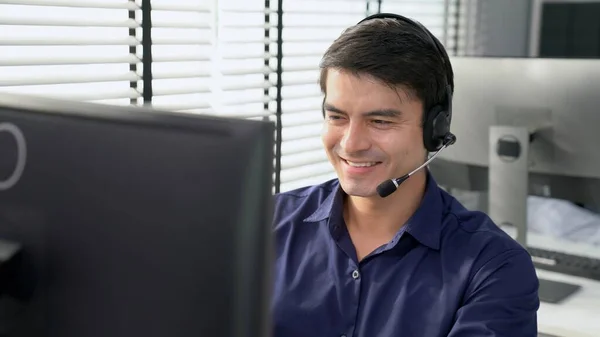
364 109 402 118
323 103 346 114
323 103 402 118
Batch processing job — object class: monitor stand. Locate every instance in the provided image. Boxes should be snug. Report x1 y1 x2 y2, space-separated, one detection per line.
488 125 580 304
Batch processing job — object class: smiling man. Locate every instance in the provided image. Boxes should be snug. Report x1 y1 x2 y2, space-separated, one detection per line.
271 13 539 337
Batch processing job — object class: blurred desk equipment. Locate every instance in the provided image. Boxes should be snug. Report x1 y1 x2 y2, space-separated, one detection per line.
536 268 600 337
431 57 600 304
0 93 274 337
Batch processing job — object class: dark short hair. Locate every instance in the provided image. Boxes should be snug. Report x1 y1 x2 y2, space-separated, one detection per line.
319 17 453 117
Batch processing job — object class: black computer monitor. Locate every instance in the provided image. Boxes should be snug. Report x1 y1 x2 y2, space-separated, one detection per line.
0 93 274 337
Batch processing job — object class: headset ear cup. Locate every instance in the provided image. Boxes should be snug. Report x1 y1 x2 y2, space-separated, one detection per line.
423 105 445 152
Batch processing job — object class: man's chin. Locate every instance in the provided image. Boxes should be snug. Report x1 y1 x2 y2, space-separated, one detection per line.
338 180 380 198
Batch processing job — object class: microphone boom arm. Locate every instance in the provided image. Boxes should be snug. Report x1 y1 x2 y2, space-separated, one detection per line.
376 133 456 198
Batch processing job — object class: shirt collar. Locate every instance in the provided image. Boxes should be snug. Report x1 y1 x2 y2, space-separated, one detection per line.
303 182 343 223
303 170 444 250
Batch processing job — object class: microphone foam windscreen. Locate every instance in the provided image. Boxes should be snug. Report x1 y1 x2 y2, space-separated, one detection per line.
376 180 397 198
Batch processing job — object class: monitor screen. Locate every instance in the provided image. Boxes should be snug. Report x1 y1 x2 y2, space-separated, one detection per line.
530 0 600 58
0 93 274 337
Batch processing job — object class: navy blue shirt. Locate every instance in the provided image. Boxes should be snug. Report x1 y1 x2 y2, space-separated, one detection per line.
271 173 539 337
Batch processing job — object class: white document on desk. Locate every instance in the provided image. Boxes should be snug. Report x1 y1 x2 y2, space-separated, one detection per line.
528 196 600 246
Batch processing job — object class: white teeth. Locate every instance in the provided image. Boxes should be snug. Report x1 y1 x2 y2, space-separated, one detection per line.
346 161 378 168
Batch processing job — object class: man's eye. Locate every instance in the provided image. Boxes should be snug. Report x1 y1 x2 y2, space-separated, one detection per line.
372 120 391 125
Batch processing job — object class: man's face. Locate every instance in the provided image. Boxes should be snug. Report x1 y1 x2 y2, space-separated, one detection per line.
321 68 427 198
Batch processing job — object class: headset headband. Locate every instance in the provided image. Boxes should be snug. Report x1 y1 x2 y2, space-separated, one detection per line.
357 13 452 93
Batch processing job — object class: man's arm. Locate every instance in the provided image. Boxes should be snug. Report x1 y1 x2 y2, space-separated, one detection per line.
447 248 540 337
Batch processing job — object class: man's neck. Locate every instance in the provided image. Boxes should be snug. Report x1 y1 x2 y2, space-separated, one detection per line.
343 170 428 239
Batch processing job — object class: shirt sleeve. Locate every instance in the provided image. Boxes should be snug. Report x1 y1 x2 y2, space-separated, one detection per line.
447 248 540 337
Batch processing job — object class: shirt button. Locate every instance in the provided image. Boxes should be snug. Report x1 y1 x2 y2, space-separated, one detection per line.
351 269 360 279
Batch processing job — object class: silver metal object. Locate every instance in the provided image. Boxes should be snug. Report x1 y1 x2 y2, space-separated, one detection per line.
488 126 530 246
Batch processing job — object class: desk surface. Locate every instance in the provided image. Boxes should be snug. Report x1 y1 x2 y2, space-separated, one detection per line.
537 269 600 337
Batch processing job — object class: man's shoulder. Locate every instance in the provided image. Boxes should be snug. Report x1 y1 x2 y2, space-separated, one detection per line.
438 190 538 308
439 190 532 269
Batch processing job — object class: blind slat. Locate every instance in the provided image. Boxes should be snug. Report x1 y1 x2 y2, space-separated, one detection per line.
151 3 211 12
151 21 211 29
219 110 273 119
281 162 335 184
282 138 324 156
222 66 272 76
282 126 322 142
283 36 342 43
220 8 274 14
222 96 274 106
153 86 211 96
152 70 211 80
0 71 140 86
222 81 272 91
282 114 322 128
0 55 139 66
281 150 328 170
280 172 338 192
0 36 139 46
283 78 318 86
0 17 139 28
281 102 322 114
282 65 322 72
152 55 211 62
152 102 212 111
46 88 140 101
0 0 138 10
222 51 271 59
221 37 276 44
283 91 321 100
152 37 212 45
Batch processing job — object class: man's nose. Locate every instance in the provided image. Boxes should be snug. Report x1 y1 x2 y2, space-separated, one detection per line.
340 122 371 154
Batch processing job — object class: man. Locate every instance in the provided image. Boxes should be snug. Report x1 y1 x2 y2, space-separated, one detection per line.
271 13 540 337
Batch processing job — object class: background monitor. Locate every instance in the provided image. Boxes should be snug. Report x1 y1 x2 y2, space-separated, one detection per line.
430 56 600 301
529 0 600 58
0 93 274 337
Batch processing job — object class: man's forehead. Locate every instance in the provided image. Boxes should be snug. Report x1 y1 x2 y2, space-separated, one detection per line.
324 69 417 103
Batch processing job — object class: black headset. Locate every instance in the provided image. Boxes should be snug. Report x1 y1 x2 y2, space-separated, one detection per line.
357 13 455 152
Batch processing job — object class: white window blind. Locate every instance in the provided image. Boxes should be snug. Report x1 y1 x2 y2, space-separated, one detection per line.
147 0 214 113
148 0 278 120
216 0 277 121
0 0 142 105
217 0 280 191
380 0 470 56
148 0 280 191
380 0 457 54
